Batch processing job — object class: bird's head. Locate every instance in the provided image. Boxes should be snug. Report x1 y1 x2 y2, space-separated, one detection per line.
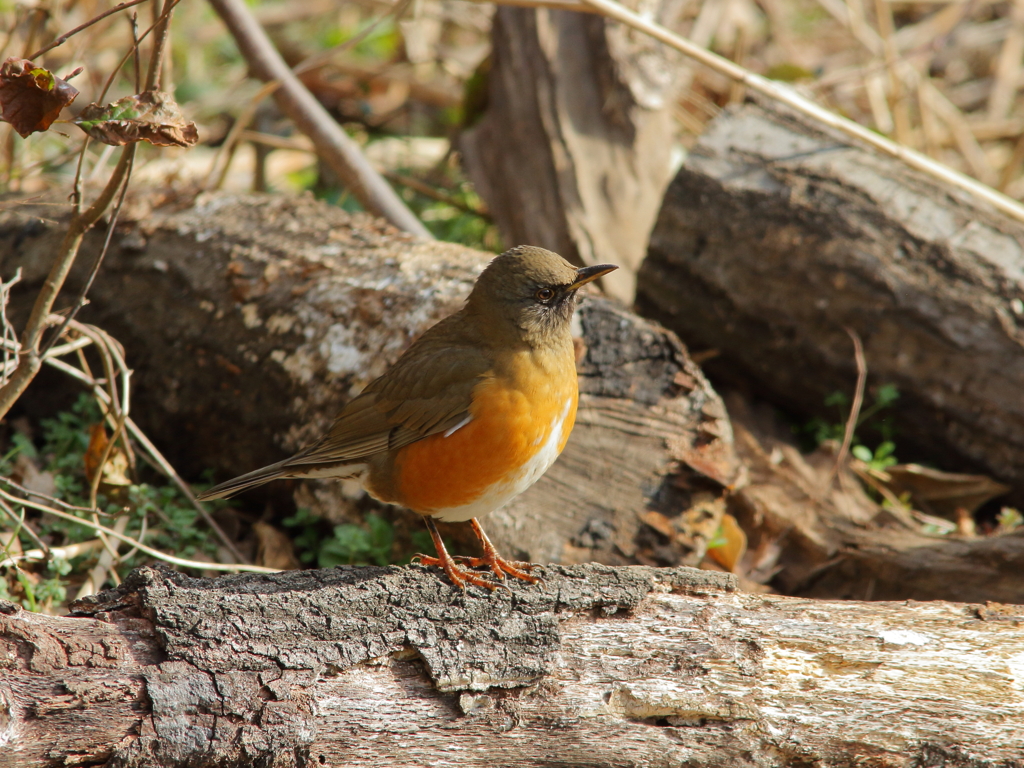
466 245 617 346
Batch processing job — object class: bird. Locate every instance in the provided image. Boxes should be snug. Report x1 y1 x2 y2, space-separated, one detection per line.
197 246 617 590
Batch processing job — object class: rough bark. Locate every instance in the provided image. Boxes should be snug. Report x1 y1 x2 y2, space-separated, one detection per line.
3 563 1024 767
0 191 739 567
459 1 685 303
637 98 1024 504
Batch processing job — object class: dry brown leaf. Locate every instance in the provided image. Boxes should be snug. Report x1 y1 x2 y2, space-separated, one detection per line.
883 464 1010 520
707 513 747 573
254 521 300 570
0 58 79 138
74 90 198 147
83 423 131 487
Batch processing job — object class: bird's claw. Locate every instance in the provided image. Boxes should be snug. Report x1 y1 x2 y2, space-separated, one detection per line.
412 553 504 591
452 554 543 584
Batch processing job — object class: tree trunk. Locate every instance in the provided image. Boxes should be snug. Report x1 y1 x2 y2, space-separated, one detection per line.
459 1 685 303
3 563 1023 767
0 191 739 567
637 98 1024 504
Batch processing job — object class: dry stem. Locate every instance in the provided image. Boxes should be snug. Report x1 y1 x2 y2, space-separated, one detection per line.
567 0 1024 222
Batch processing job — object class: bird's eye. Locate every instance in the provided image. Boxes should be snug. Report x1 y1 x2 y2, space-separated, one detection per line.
535 288 555 302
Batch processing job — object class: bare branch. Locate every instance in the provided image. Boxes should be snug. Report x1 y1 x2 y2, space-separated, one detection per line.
0 145 135 421
26 0 151 60
207 0 432 238
205 0 412 191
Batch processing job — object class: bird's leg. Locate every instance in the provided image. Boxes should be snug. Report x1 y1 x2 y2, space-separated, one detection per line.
412 517 501 591
455 518 543 584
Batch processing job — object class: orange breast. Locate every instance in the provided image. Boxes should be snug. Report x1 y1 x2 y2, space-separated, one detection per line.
387 350 578 514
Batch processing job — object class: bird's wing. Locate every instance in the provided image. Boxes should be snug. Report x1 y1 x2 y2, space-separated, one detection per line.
286 318 491 467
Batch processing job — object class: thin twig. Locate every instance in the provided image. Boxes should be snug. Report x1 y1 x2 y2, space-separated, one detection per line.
0 146 135 422
821 328 867 495
42 353 252 564
130 12 142 93
88 411 128 509
384 170 492 219
0 487 277 573
26 0 151 60
568 0 1024 223
0 538 104 570
96 0 183 105
144 0 173 91
205 0 412 190
0 498 49 558
1 475 114 516
66 322 130 473
39 147 136 358
0 270 22 388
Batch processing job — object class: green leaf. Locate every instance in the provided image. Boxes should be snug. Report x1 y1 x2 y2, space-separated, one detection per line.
875 384 900 408
852 445 873 462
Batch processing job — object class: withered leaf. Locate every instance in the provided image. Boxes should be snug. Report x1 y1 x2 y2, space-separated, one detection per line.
882 463 1010 519
706 513 747 573
0 57 79 137
84 423 132 487
74 90 198 147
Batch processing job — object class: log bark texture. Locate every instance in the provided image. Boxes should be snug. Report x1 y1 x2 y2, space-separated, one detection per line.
3 563 1024 767
637 99 1024 503
0 191 739 567
459 1 685 303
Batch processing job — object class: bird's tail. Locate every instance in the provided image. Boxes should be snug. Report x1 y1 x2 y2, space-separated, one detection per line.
195 457 366 501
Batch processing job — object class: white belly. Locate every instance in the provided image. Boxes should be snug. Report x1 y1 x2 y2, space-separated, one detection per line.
429 396 573 523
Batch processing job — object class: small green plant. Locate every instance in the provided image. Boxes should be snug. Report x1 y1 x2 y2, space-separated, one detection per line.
320 513 394 568
1 393 223 610
284 507 436 568
996 507 1023 532
852 441 898 472
802 384 901 466
285 507 394 567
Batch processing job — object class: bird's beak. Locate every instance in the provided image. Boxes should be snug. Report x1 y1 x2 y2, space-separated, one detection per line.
569 263 618 291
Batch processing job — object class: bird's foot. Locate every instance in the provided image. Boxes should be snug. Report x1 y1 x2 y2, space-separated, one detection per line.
463 517 544 584
411 553 504 591
453 553 543 584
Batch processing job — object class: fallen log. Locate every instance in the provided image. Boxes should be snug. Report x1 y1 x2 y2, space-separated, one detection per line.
0 191 739 567
3 564 1023 767
638 98 1024 503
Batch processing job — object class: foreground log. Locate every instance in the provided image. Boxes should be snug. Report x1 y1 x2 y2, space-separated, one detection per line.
0 191 738 566
638 99 1024 502
3 564 1023 767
